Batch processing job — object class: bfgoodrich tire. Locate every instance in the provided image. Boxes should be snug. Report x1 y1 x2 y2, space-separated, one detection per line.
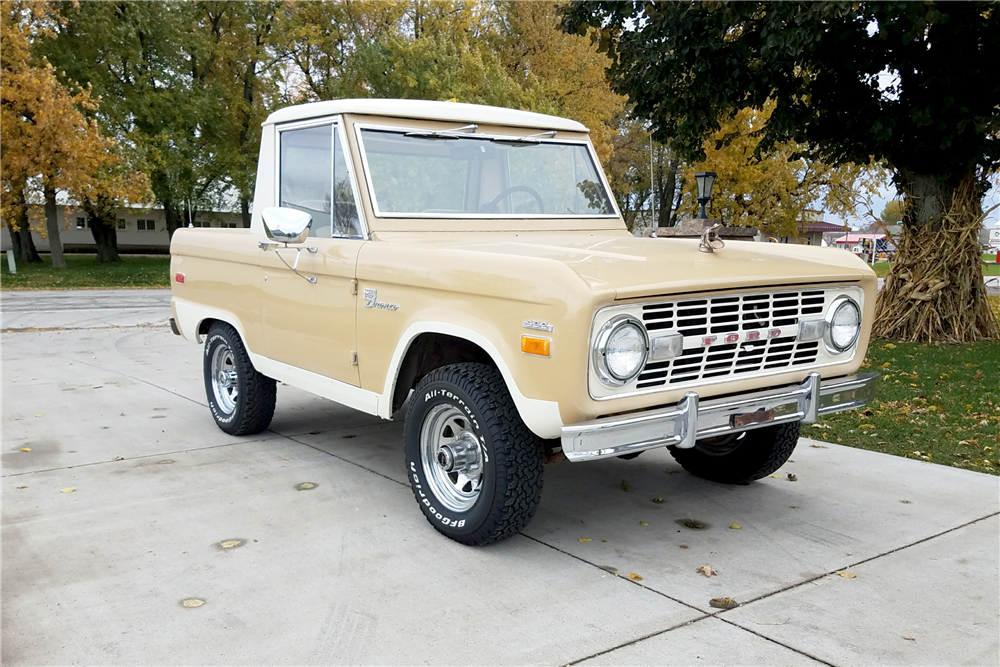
668 421 801 484
404 363 545 546
203 322 276 436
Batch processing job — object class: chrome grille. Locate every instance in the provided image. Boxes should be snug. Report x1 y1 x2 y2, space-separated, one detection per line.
635 290 827 389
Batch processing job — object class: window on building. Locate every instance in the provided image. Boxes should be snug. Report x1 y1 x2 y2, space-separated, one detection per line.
76 217 86 229
117 219 127 230
137 219 156 231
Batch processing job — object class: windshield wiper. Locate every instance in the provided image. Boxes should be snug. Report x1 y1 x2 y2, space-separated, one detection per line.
489 130 559 147
405 123 479 140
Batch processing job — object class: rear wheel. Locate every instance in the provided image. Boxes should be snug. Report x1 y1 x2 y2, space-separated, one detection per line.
668 422 800 484
203 323 276 435
404 363 544 545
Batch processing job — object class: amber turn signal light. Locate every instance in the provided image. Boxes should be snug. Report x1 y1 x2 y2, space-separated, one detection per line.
521 335 551 357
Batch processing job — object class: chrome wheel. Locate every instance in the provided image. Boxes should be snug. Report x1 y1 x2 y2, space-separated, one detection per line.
420 404 484 512
210 344 239 415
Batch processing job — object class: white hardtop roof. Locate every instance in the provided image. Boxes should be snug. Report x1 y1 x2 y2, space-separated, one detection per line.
264 98 589 133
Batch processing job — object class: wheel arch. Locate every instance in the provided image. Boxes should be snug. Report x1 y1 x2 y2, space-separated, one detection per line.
172 298 251 347
381 322 563 438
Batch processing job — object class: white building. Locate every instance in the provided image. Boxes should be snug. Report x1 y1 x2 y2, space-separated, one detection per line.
1 205 243 254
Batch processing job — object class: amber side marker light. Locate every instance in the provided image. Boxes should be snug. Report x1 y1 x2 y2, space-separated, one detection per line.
521 335 551 357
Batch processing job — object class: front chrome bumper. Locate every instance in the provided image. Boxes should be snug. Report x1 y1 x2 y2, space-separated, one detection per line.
561 372 878 462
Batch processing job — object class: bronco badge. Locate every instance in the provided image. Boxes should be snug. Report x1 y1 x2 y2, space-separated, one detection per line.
363 288 399 311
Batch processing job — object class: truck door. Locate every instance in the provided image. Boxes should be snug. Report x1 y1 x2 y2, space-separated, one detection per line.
261 121 365 386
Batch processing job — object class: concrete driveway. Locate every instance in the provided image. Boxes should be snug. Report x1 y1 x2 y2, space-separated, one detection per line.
2 290 998 666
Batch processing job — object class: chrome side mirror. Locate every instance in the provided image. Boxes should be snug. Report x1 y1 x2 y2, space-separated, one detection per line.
262 207 312 245
260 207 318 284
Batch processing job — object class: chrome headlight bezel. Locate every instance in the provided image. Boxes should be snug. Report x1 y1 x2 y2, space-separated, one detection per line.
593 315 649 386
824 296 862 352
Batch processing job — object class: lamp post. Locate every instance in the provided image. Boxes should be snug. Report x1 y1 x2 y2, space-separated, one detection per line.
695 171 717 219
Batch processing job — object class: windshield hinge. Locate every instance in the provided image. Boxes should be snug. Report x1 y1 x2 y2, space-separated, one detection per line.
350 279 358 295
350 351 358 366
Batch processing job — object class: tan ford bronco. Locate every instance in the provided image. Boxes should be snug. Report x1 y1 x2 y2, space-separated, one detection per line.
170 99 878 545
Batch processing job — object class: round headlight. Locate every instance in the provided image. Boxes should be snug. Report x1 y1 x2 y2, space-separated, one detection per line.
827 298 861 351
596 318 648 384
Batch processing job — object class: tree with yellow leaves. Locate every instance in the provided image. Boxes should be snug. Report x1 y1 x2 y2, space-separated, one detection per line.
1 0 149 265
489 1 624 164
678 103 884 237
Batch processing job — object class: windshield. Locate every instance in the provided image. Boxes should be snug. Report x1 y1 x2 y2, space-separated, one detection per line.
358 128 616 218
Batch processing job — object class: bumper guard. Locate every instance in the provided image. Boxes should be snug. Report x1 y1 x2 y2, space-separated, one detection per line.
561 372 878 462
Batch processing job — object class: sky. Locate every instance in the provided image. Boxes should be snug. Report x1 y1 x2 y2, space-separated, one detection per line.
828 178 1000 231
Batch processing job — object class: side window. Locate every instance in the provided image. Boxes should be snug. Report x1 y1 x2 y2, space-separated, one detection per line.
333 129 361 237
279 123 362 239
280 125 332 237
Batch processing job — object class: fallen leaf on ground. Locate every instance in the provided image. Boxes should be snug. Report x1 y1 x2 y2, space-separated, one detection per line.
219 540 242 549
836 571 857 579
810 444 828 448
709 597 739 610
35 414 43 417
113 456 124 461
19 447 31 452
181 598 205 608
579 538 592 542
296 482 316 490
60 488 75 493
639 521 649 526
787 473 798 481
621 480 631 492
696 565 717 577
17 486 27 489
902 636 915 641
627 573 643 581
730 523 742 530
652 497 664 503
769 473 783 479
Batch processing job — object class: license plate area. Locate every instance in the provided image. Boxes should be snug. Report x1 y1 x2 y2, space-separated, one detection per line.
731 408 776 428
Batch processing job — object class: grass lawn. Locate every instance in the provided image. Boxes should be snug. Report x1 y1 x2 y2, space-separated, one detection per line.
814 299 1000 476
872 255 999 278
0 254 170 290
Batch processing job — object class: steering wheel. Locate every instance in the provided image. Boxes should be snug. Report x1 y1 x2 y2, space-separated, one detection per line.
488 185 544 214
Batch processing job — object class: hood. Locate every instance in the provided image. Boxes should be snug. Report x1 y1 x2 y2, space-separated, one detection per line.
374 231 875 300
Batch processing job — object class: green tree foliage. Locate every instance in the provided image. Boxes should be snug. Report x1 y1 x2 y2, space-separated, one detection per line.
43 2 232 241
564 1 1000 342
879 200 905 227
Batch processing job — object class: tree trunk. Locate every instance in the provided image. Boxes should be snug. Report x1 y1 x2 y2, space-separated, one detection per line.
164 199 184 238
241 197 251 228
7 221 23 260
84 198 121 264
44 185 67 269
14 188 41 264
873 170 999 343
89 218 121 263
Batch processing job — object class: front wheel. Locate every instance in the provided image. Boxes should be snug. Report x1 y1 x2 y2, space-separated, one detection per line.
404 363 544 545
203 323 276 435
668 422 801 484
